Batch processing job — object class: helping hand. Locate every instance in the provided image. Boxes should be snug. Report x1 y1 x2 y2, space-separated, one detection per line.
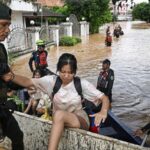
89 111 107 127
133 129 144 137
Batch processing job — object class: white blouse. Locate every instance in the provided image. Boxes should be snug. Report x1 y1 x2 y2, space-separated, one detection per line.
32 75 104 126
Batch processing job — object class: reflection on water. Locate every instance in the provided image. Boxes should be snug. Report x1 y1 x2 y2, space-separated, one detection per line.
12 21 150 130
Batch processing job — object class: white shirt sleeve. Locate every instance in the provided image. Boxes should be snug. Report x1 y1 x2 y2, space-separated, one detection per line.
81 79 104 106
31 75 56 96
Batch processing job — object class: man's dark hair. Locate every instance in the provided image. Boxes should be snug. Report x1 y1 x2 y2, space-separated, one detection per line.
103 59 111 65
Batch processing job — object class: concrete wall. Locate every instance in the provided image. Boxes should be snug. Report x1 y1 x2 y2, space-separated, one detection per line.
10 0 36 12
13 112 149 150
11 11 24 28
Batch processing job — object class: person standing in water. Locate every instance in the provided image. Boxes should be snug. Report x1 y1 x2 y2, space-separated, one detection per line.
97 59 114 104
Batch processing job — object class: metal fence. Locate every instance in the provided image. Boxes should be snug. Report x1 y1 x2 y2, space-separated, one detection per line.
7 27 32 52
39 25 54 44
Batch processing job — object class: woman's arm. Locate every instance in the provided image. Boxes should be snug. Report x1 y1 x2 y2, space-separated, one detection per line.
89 95 110 127
2 71 34 88
81 79 110 126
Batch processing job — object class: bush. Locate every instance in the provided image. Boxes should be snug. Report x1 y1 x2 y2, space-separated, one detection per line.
59 36 81 46
132 2 150 22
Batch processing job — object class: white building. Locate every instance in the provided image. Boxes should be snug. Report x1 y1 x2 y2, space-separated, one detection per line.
9 0 37 28
134 0 149 3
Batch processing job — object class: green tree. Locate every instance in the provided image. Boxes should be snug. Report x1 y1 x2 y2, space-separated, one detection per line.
64 0 112 33
52 5 69 16
132 2 150 23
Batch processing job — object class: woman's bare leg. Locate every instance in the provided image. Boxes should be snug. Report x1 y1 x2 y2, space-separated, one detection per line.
48 110 80 150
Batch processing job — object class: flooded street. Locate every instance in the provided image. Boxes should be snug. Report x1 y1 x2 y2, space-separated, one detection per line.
12 21 150 131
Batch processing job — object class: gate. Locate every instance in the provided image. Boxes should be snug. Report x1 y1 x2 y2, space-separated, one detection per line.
69 14 80 37
7 27 32 52
59 24 65 39
39 25 53 43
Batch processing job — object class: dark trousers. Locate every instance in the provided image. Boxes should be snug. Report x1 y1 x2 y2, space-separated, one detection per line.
0 105 24 150
38 67 55 76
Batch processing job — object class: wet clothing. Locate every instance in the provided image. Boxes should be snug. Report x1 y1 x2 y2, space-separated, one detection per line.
105 35 112 46
113 29 120 38
97 69 114 103
0 43 24 150
32 75 104 129
106 27 110 35
118 26 124 35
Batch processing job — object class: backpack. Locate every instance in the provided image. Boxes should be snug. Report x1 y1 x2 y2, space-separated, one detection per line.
52 76 101 115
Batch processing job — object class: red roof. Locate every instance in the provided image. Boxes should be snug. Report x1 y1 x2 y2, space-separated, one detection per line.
37 0 64 7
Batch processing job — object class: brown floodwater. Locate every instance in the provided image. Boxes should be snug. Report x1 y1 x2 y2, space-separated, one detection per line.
12 21 150 131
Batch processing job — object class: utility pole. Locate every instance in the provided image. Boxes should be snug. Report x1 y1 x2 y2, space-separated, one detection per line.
40 4 43 27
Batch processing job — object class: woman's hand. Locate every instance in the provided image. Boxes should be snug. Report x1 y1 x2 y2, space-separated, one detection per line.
90 95 109 126
89 110 107 127
134 129 144 137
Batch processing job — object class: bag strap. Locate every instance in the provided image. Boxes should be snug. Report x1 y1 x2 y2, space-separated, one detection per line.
0 121 4 141
52 76 83 99
52 76 62 99
73 76 83 99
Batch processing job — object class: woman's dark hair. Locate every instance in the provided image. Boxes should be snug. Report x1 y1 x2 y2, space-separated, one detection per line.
57 53 77 74
32 69 42 78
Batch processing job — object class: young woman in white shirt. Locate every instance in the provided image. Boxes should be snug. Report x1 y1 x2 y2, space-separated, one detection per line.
2 53 110 150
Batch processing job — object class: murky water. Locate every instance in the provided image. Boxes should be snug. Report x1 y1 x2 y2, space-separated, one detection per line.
12 21 150 131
